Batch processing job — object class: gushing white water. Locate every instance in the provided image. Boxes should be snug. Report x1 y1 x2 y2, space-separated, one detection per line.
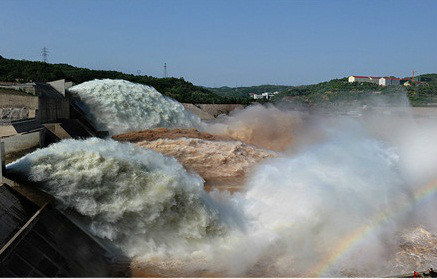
68 79 201 135
7 138 230 259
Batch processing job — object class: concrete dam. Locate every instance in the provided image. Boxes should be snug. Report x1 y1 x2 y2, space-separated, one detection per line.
0 80 128 277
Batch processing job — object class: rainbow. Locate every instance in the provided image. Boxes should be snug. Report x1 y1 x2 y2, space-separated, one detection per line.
309 179 437 277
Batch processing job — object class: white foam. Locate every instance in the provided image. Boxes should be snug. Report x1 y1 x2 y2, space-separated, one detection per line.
7 138 229 258
68 79 201 135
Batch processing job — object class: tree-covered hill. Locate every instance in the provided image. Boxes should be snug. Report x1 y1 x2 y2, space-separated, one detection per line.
404 74 437 106
3 55 434 107
0 56 250 104
271 77 437 107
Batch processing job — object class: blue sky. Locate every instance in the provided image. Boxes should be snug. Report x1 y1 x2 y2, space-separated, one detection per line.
0 0 436 87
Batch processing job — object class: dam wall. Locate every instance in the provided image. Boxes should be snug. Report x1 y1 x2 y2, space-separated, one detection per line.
0 89 38 110
2 132 40 154
0 80 107 159
0 183 130 277
36 83 70 123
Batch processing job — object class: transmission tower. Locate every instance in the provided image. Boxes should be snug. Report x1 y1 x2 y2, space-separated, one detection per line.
164 63 167 78
41 47 49 63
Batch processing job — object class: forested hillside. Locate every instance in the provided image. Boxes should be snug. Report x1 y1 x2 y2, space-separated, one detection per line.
208 85 292 98
3 55 435 107
0 56 250 104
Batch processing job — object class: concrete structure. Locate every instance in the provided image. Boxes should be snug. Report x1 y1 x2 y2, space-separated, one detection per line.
0 183 130 277
0 81 70 124
249 91 280 100
35 83 70 123
348 76 381 84
0 147 129 276
0 80 106 157
0 82 37 95
252 93 265 100
0 91 38 111
42 123 71 140
1 132 41 154
0 142 4 181
379 77 401 86
47 79 74 97
349 75 405 86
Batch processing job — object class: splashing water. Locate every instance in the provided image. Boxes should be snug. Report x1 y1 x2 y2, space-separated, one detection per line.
68 79 201 135
206 104 302 151
6 115 437 276
6 138 230 259
136 137 276 190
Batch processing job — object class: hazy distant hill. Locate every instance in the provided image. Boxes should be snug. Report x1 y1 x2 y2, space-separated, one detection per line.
208 85 293 98
208 75 437 107
0 56 250 105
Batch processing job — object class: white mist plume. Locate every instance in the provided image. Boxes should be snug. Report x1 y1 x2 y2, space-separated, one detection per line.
241 122 410 276
136 137 276 190
68 79 201 135
205 103 302 151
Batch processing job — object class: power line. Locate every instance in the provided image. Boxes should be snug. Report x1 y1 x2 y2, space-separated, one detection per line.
41 47 48 63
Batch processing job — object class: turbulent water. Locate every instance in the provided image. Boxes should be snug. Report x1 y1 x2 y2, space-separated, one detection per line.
68 79 201 135
7 138 229 259
7 79 437 277
206 104 302 151
8 128 437 276
136 137 275 191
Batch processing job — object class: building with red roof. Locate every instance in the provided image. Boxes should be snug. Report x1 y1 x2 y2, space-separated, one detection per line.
348 75 401 86
348 75 381 84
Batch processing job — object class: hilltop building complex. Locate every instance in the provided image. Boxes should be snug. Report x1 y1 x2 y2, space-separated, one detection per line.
348 75 402 86
249 91 280 100
348 75 423 86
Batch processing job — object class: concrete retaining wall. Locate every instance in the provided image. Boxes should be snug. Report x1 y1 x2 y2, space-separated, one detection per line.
0 108 30 121
38 98 70 123
0 126 17 137
0 92 38 110
2 132 40 154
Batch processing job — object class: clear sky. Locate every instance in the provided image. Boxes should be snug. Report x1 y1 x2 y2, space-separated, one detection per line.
0 0 436 87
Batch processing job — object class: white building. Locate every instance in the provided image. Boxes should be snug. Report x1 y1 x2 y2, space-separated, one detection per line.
250 91 280 100
348 76 381 84
349 75 402 86
251 93 265 100
378 77 400 86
